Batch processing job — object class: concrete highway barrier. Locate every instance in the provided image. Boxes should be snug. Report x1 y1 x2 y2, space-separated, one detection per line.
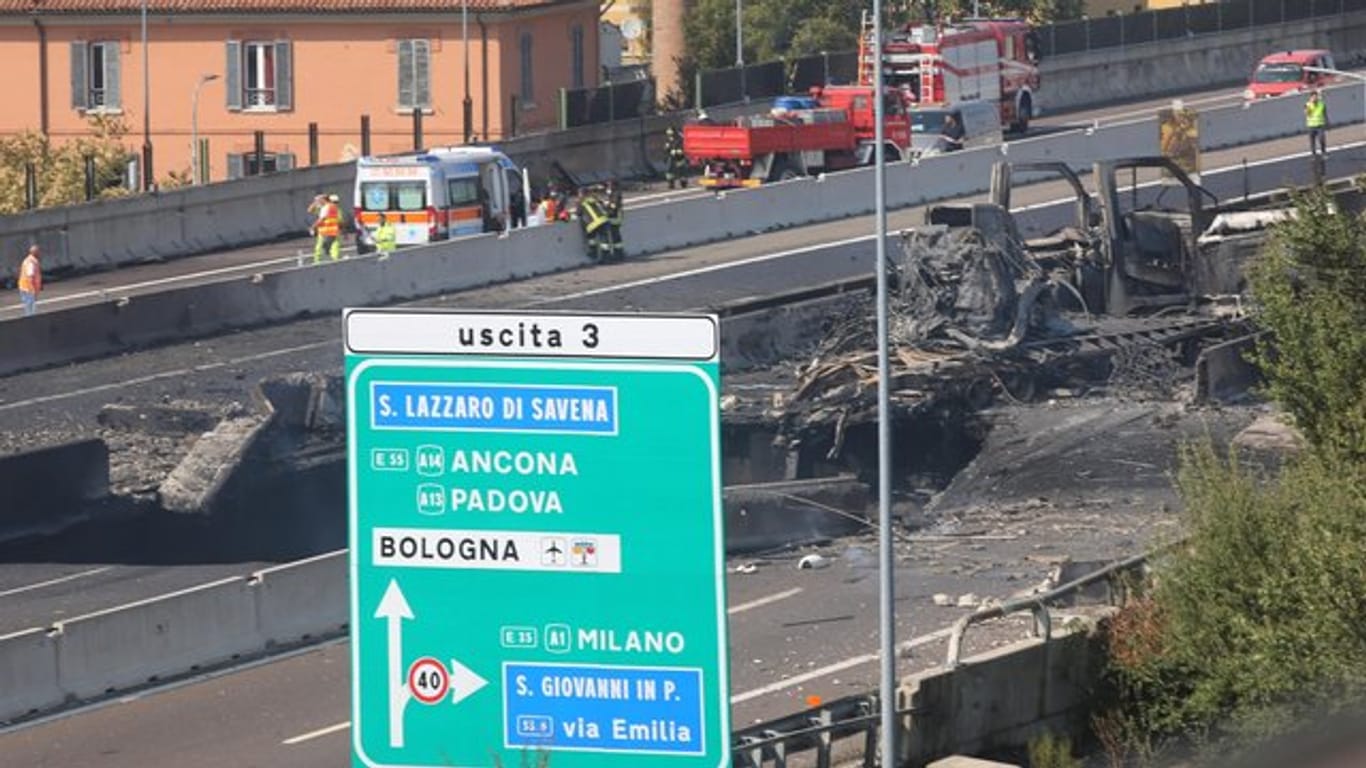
0 223 586 376
51 577 262 702
0 553 353 724
252 551 349 648
0 628 62 723
1041 10 1366 113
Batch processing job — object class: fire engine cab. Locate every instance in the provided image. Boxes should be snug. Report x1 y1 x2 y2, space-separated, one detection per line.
860 16 1041 133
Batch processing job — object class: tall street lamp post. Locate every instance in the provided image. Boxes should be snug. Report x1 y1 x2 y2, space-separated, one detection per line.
191 73 219 185
462 0 473 143
141 0 152 190
736 0 746 99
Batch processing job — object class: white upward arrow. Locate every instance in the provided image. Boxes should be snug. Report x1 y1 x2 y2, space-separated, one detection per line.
375 579 414 749
448 658 489 706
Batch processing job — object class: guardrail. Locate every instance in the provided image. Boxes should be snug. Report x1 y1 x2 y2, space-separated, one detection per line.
731 549 1158 767
732 694 903 768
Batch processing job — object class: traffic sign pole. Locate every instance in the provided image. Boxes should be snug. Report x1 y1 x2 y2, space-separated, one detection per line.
345 309 729 768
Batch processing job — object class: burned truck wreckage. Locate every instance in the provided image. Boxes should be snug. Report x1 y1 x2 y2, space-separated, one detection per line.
723 157 1281 476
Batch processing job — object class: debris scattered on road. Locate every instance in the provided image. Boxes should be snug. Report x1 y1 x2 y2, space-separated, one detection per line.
796 553 830 570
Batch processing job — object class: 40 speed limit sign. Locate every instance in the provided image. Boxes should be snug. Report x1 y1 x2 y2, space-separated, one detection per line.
408 657 449 705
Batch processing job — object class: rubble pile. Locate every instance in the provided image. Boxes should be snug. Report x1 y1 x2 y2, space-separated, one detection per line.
769 226 1072 446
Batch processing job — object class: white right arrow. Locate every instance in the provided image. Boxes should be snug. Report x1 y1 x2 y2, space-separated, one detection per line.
375 579 414 749
448 658 489 706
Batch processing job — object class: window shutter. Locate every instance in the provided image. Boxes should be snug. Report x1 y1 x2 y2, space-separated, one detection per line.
571 26 583 90
71 42 89 110
277 153 295 171
227 153 245 179
397 39 414 109
520 34 533 102
274 41 293 110
414 40 430 109
225 40 242 110
104 44 122 109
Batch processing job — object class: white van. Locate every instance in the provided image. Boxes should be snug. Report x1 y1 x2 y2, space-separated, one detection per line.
907 100 1004 157
353 147 527 252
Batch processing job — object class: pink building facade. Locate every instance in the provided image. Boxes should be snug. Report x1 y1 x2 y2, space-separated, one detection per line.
0 0 599 184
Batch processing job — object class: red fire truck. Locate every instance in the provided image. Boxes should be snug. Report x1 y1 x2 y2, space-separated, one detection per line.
682 85 912 189
859 16 1041 133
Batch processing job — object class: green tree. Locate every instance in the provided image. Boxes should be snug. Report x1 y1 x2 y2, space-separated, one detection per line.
1248 188 1366 465
1097 188 1366 762
0 115 134 214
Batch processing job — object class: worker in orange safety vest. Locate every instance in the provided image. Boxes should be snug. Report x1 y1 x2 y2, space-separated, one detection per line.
17 244 41 316
311 193 343 263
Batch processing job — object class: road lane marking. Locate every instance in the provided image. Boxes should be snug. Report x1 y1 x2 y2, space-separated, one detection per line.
729 626 954 704
728 587 803 615
0 567 113 598
0 341 331 412
283 720 350 745
530 233 879 306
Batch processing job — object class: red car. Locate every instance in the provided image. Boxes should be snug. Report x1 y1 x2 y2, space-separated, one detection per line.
1244 49 1338 100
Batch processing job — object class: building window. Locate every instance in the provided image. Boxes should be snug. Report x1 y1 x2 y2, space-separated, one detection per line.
570 25 584 90
397 39 431 111
225 40 293 111
226 151 296 179
70 41 121 111
519 32 534 103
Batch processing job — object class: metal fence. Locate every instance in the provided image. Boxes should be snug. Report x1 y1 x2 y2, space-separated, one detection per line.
694 53 859 109
1038 0 1366 57
559 78 657 129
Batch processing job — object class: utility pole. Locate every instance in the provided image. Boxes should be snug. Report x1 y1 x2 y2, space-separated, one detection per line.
141 0 153 190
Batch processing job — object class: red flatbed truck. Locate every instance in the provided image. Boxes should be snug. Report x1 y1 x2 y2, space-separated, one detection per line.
683 85 912 189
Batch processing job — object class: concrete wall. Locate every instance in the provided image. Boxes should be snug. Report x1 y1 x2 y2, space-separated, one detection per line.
1042 10 1366 113
902 628 1105 767
0 438 109 541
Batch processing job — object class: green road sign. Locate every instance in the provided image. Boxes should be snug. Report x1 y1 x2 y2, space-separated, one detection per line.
345 309 728 768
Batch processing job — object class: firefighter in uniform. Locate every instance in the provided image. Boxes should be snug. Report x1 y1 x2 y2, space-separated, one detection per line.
604 181 625 262
577 187 612 262
312 193 343 263
664 126 688 189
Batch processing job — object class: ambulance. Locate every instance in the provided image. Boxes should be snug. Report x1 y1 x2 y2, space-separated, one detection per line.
352 147 527 252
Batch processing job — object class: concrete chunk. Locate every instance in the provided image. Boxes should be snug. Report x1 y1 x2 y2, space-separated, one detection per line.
158 416 269 514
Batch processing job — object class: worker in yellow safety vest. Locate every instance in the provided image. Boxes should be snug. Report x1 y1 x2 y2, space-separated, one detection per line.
1305 90 1328 157
312 193 343 263
374 213 398 259
17 244 41 317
